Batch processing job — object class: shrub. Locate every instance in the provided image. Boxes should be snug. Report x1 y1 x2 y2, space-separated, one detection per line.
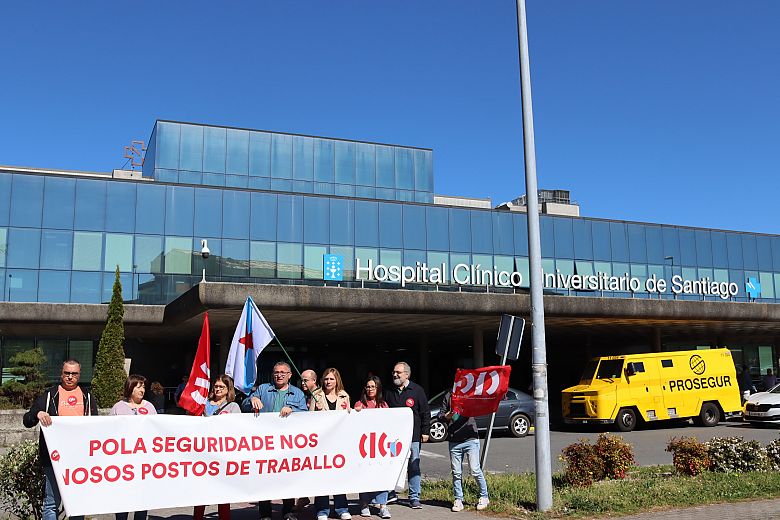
0 347 47 409
0 440 44 520
594 433 635 480
767 439 780 471
705 436 771 473
666 436 710 476
91 267 127 408
561 438 606 487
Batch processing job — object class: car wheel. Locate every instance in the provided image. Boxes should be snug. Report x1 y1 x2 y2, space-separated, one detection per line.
429 419 448 442
510 413 531 437
695 402 720 427
615 408 637 432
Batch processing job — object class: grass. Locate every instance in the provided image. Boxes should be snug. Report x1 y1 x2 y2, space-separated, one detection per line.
421 466 780 518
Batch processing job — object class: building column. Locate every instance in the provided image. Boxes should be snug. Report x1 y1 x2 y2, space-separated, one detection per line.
418 336 429 394
472 327 484 368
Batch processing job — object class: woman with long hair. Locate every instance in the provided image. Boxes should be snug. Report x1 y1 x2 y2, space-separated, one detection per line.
310 368 352 520
357 376 391 519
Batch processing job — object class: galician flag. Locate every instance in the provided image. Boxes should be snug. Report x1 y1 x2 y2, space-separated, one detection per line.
178 313 211 416
225 296 276 394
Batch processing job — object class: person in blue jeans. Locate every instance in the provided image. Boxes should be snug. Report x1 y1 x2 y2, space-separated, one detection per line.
438 391 489 512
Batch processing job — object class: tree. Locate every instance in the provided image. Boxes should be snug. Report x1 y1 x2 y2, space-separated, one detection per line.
0 347 46 408
91 267 127 407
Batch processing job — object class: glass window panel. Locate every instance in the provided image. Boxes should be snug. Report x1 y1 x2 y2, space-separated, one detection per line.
303 197 329 244
403 249 425 268
772 238 780 271
7 228 40 268
277 195 303 243
512 213 528 256
179 124 204 171
66 340 94 381
70 272 102 303
428 251 449 281
397 190 414 202
494 255 514 277
375 145 394 188
203 126 226 173
0 228 6 267
710 232 728 268
277 243 302 278
645 226 664 264
270 177 292 191
355 186 375 199
631 264 647 284
491 212 514 255
303 245 327 279
225 175 248 189
609 222 628 262
72 231 102 271
553 217 574 259
356 143 376 186
539 217 554 257
556 259 575 276
449 209 471 252
329 246 354 280
6 269 38 302
314 139 334 183
134 235 163 274
193 188 222 238
381 250 403 283
157 122 180 170
592 221 611 261
713 268 729 283
38 338 67 382
395 148 414 190
594 261 612 276
576 260 594 276
250 192 277 241
10 174 44 228
201 173 224 187
403 205 426 250
335 184 355 197
40 230 72 270
249 132 272 177
42 176 75 229
73 179 106 231
471 211 493 254
414 150 433 192
426 207 449 251
662 227 680 264
135 184 166 235
165 236 193 274
104 234 133 272
648 264 664 280
105 182 136 233
573 219 593 260
0 173 11 226
775 274 780 299
741 234 759 270
541 258 555 278
694 230 713 267
726 233 743 269
613 262 630 278
379 202 405 248
222 190 250 239
376 188 395 200
335 141 355 184
226 129 249 175
1 339 36 382
627 224 647 263
293 136 314 181
101 271 132 303
330 199 354 245
192 237 219 277
355 247 378 280
355 201 379 247
164 186 194 236
155 169 178 183
250 241 276 278
271 134 293 179
756 236 772 271
677 229 696 266
222 239 249 277
249 177 271 190
515 257 529 287
314 181 334 195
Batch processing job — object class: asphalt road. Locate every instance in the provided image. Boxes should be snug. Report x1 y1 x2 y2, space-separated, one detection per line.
419 420 780 478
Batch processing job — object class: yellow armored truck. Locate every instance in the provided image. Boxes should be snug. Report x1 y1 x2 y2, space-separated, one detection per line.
562 348 741 432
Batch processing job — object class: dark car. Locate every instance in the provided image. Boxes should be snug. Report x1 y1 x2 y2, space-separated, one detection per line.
428 387 535 442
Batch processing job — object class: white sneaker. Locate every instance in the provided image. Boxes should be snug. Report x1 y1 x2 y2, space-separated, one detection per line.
340 513 352 520
379 506 392 519
360 506 371 517
477 497 490 511
317 515 328 520
451 499 464 512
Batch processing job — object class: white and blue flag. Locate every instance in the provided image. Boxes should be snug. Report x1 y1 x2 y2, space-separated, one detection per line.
323 254 344 281
225 296 275 394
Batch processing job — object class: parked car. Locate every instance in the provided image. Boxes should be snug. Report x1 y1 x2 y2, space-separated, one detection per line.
428 387 535 442
744 384 780 425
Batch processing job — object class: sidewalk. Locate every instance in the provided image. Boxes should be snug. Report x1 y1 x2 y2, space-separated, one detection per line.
614 497 780 520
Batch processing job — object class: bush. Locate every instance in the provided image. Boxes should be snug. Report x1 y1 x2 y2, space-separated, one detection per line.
0 440 44 520
561 438 605 487
767 439 780 471
666 436 710 476
705 436 771 473
91 267 127 408
0 348 47 409
594 433 635 480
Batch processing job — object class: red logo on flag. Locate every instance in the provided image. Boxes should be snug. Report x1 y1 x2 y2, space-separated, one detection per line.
405 398 415 407
178 313 211 416
51 450 60 461
450 366 511 417
138 407 148 415
359 432 403 458
67 396 77 406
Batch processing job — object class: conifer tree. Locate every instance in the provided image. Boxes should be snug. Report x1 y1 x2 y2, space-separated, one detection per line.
91 267 127 407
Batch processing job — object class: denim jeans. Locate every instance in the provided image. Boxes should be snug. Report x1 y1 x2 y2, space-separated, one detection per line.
408 441 421 501
359 490 388 506
449 438 488 501
315 494 348 517
43 466 83 520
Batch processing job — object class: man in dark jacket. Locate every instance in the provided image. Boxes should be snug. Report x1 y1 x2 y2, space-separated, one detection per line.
385 361 430 509
438 391 489 512
23 359 98 520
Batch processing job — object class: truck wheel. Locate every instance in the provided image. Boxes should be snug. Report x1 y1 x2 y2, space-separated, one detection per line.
695 402 720 427
615 408 637 432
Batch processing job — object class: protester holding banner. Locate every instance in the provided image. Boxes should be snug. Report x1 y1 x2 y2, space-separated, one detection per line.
356 376 392 519
242 361 308 520
385 362 429 510
193 375 241 520
23 359 97 520
310 368 352 520
438 391 490 512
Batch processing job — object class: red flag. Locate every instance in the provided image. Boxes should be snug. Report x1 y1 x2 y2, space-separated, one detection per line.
450 365 512 417
178 313 211 416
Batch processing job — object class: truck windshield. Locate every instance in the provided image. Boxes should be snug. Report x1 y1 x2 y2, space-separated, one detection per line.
596 359 624 380
580 360 598 384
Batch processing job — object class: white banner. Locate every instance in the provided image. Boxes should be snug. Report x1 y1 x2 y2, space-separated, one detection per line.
41 408 412 516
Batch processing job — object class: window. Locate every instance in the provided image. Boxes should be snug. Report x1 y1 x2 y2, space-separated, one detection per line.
303 245 327 279
42 177 75 230
0 173 11 226
335 141 355 185
105 182 136 233
277 243 302 278
164 237 192 274
627 224 647 263
249 132 272 177
330 199 354 245
39 270 70 302
222 190 250 239
72 232 102 271
609 222 628 262
403 205 426 250
194 188 223 238
355 201 379 247
250 192 277 241
104 234 133 272
314 139 334 183
553 217 574 259
8 228 40 268
222 239 249 277
74 179 106 231
271 134 293 179
250 241 275 277
10 174 44 228
203 126 226 173
661 359 673 368
414 149 433 192
70 272 101 303
355 143 376 186
492 212 514 255
426 207 449 251
375 146 394 188
157 122 180 170
226 129 249 175
470 211 492 254
293 136 314 181
277 195 303 243
164 186 194 236
135 184 166 235
40 230 72 270
134 235 163 274
592 221 611 261
303 197 329 244
180 124 204 171
395 148 414 190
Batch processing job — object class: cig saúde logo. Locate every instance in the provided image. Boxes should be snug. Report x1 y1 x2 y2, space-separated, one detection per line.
359 432 402 459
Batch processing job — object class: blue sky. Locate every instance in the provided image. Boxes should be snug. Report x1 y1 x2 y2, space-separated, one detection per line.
1 1 777 234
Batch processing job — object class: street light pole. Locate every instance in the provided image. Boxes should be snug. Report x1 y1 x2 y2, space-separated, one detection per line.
515 0 553 511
